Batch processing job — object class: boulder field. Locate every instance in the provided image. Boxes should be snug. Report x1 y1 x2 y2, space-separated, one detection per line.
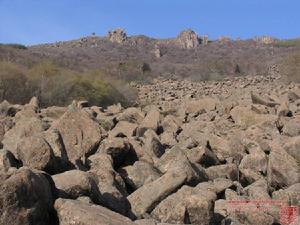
0 74 299 225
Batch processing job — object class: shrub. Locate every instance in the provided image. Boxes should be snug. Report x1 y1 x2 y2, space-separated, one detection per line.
0 60 138 107
279 50 300 83
273 38 300 48
0 61 30 104
0 43 27 50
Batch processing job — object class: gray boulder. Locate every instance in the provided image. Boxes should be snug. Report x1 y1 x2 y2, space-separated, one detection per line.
120 161 161 190
50 107 104 167
54 198 134 225
152 185 216 225
0 168 56 225
136 107 160 137
52 170 101 203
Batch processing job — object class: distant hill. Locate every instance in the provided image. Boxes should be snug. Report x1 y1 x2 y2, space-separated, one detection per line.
1 29 299 82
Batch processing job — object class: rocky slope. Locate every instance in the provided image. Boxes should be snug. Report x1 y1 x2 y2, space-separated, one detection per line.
0 74 299 225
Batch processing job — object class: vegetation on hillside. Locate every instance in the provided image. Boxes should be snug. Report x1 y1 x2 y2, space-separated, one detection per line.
0 43 27 50
0 60 137 107
274 38 300 48
1 35 300 107
279 50 300 83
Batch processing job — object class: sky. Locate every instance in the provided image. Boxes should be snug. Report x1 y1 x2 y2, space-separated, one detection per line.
0 0 299 45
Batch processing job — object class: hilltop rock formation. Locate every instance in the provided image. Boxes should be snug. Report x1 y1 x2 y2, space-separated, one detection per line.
108 28 127 44
218 36 232 43
153 44 162 58
254 36 278 44
0 74 299 225
177 29 200 49
202 34 209 44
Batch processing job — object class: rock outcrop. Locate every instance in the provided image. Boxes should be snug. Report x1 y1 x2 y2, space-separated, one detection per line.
108 28 127 44
177 29 200 49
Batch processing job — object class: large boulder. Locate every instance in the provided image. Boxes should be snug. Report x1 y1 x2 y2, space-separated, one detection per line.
244 179 271 200
214 199 274 225
0 149 18 171
54 198 134 225
40 106 67 120
185 145 219 167
282 117 300 137
283 136 300 161
267 143 299 189
42 129 72 171
156 146 207 181
0 168 56 225
0 100 21 117
127 161 199 218
50 107 104 167
155 146 188 173
179 97 219 115
143 129 165 160
52 170 101 203
120 161 161 190
2 117 46 158
105 103 123 115
251 92 279 107
230 106 277 127
207 134 245 161
239 144 268 183
205 164 238 181
196 178 234 194
136 107 160 137
160 115 181 134
160 131 178 148
109 121 138 138
16 135 57 173
117 107 145 124
87 153 129 215
272 183 300 207
152 185 216 225
128 138 154 164
98 137 134 168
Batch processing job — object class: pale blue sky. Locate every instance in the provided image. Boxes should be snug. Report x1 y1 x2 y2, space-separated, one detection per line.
0 0 299 45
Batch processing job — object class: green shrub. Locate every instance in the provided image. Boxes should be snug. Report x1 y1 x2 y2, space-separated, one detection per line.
0 60 138 107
